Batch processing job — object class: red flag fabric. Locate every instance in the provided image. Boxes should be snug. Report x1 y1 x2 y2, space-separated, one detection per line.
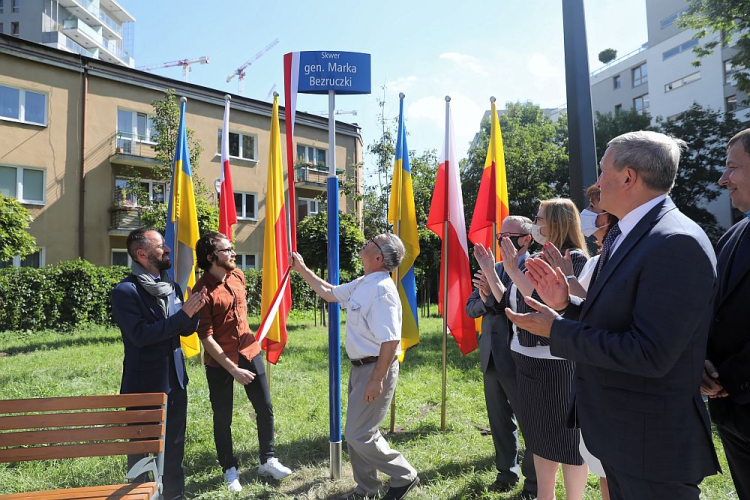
219 97 237 240
426 100 477 355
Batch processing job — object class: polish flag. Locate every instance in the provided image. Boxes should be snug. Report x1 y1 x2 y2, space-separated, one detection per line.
219 96 237 240
426 99 477 355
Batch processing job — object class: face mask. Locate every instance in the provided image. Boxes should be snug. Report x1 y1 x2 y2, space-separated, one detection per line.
580 208 608 238
531 224 548 245
504 235 528 250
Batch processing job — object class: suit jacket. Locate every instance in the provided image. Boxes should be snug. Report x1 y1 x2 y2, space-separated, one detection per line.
466 261 515 375
708 218 750 407
112 275 199 395
549 198 720 483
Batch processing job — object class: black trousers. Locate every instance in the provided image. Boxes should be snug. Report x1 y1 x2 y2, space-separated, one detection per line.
710 397 750 500
205 353 275 471
127 385 187 500
602 463 699 500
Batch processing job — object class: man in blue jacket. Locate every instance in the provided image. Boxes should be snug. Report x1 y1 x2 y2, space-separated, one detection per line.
112 227 207 500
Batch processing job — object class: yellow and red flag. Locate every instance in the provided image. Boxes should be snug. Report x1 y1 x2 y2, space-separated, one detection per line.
468 99 509 259
257 94 291 364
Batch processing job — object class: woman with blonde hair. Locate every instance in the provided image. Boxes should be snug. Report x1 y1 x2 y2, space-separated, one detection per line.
475 197 589 500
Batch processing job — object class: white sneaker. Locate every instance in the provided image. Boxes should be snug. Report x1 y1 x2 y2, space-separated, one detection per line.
224 466 242 492
258 457 292 479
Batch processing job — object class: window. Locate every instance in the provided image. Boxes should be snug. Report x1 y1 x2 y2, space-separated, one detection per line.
234 192 257 220
11 0 18 12
660 8 687 29
117 109 156 153
0 165 44 204
111 250 132 267
297 197 320 219
235 253 257 270
0 84 47 125
114 178 166 207
726 95 737 113
217 130 256 161
662 39 698 61
725 61 737 86
665 71 701 92
296 144 327 168
632 63 648 86
633 94 650 113
0 0 3 13
0 249 45 269
614 104 622 114
613 75 621 90
10 21 18 36
0 23 4 34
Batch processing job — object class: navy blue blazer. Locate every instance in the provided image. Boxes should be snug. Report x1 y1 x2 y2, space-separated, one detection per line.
466 261 516 375
549 198 720 483
708 218 750 406
112 275 199 395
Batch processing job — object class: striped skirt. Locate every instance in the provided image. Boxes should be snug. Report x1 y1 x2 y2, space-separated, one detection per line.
512 352 583 465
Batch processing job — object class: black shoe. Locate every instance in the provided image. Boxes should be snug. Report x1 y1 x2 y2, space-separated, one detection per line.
340 490 381 500
518 488 536 500
382 476 420 500
488 480 516 493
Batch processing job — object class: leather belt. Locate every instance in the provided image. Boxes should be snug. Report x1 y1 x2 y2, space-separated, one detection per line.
351 356 378 367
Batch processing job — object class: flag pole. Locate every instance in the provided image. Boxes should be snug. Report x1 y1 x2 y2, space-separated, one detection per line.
389 92 406 434
490 96 498 261
441 96 451 432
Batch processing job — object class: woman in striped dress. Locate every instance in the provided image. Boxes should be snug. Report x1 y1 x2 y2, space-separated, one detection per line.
475 197 590 500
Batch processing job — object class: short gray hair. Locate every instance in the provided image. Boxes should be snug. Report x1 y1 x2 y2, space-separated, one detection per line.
504 215 533 234
607 131 686 192
379 233 406 272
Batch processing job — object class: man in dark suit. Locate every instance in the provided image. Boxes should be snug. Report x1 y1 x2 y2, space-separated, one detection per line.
111 227 206 500
506 131 720 499
702 128 750 499
465 216 536 497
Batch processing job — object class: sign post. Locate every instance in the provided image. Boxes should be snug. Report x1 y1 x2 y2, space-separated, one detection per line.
286 50 371 480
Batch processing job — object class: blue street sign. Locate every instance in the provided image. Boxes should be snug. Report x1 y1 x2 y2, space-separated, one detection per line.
297 51 371 95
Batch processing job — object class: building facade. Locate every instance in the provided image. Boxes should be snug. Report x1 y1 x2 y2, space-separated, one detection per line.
589 0 749 229
0 33 363 269
0 0 135 67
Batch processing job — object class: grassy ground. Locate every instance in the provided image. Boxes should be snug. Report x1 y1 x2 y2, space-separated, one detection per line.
0 310 738 499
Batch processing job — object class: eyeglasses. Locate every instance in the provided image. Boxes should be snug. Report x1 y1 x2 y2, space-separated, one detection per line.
497 232 529 240
533 215 545 223
216 248 236 254
363 238 383 255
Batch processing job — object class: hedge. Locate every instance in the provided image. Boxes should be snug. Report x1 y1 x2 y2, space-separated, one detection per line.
0 260 324 332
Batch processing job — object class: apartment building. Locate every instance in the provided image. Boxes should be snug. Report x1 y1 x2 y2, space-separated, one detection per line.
589 0 749 229
0 33 363 269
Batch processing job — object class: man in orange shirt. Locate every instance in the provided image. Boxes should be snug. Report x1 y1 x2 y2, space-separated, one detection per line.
194 232 292 492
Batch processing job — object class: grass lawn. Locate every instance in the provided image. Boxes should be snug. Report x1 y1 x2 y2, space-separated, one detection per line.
0 310 738 499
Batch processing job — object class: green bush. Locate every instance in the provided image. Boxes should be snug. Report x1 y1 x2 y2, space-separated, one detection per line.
243 269 318 317
0 260 128 332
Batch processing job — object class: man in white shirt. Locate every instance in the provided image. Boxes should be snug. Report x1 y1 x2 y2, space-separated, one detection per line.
291 233 419 500
506 131 720 499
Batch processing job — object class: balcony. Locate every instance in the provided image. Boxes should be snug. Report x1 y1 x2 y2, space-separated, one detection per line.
110 132 159 168
57 0 128 39
41 30 97 57
62 18 133 67
108 206 147 235
295 164 344 191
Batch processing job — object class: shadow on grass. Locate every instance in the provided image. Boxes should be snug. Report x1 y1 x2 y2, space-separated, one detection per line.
398 330 480 372
1 333 121 356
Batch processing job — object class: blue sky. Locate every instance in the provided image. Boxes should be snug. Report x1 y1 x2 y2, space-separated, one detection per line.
128 0 647 181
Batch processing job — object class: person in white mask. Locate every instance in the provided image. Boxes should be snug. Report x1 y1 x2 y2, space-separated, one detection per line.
541 185 619 500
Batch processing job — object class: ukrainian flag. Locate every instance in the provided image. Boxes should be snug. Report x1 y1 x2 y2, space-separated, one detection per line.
388 95 420 362
165 97 200 358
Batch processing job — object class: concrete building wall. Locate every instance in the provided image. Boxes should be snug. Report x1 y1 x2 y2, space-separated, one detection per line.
646 0 687 48
590 53 648 116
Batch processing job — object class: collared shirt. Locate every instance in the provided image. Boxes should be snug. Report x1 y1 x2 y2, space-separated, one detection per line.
195 268 260 367
610 194 668 256
332 271 402 360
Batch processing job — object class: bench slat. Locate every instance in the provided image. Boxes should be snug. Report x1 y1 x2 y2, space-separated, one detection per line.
0 394 166 414
0 439 163 463
0 482 158 499
0 409 165 431
0 424 164 447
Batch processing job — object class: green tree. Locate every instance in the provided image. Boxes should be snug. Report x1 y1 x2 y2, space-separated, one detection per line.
680 0 750 97
594 109 653 161
463 102 570 223
598 48 618 64
0 194 37 264
296 210 364 279
362 126 396 238
126 89 218 234
656 104 740 242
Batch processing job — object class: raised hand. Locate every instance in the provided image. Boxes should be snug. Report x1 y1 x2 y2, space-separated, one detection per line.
499 236 518 264
541 242 574 277
505 295 560 338
525 258 570 311
290 251 306 272
182 286 208 317
473 243 496 274
472 271 490 302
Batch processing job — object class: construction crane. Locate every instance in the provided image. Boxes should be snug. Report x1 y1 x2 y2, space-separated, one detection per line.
320 110 358 116
227 38 279 95
137 56 209 82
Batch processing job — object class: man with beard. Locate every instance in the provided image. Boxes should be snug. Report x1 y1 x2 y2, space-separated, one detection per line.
193 232 291 492
112 227 207 500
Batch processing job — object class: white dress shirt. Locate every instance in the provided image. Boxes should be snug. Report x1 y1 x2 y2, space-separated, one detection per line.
610 194 668 257
332 271 402 360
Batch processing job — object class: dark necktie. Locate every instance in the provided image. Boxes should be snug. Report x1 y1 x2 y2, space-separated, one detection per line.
592 223 622 285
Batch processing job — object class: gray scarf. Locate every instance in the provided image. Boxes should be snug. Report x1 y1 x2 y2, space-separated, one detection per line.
131 261 174 317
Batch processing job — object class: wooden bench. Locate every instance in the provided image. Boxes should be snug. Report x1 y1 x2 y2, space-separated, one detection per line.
0 393 167 500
